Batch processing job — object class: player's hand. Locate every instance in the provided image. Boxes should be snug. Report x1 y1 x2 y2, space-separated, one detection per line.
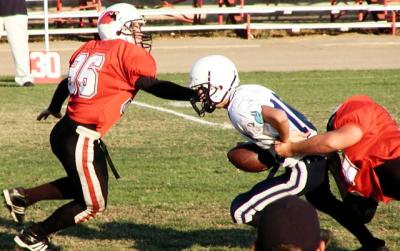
37 109 62 121
274 141 295 157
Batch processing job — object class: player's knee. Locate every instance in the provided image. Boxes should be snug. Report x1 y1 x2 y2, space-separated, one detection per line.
230 201 239 223
230 201 260 227
230 194 249 224
344 193 378 223
230 195 242 221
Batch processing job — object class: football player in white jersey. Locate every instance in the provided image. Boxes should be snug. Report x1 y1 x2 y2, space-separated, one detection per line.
188 55 328 227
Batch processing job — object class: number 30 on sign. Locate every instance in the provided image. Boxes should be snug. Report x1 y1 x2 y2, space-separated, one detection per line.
30 51 62 84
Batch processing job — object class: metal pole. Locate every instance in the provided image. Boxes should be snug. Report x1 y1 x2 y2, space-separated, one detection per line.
392 10 396 36
44 0 50 51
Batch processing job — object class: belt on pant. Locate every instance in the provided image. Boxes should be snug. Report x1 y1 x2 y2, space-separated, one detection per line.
302 155 327 164
268 155 326 180
99 139 121 179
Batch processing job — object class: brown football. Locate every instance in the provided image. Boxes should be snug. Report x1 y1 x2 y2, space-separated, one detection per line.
227 143 274 173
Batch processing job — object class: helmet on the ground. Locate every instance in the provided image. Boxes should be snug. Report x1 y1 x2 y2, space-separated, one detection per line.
188 55 240 116
97 3 152 50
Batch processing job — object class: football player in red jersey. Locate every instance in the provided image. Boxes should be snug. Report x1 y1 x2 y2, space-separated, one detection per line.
275 95 400 251
2 3 197 250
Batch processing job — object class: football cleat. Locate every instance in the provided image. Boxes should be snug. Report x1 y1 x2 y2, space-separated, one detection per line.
356 238 388 251
356 245 389 251
14 224 58 251
3 188 27 223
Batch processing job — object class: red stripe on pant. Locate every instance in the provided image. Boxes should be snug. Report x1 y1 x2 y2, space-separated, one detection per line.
77 137 100 223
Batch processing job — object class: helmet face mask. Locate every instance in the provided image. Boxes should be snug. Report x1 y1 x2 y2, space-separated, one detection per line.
134 29 152 51
121 21 152 51
98 3 152 51
190 83 217 117
189 55 239 117
190 74 238 117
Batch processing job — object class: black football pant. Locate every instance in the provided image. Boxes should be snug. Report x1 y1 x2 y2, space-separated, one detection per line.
23 115 108 236
305 168 381 248
230 154 327 225
374 156 400 200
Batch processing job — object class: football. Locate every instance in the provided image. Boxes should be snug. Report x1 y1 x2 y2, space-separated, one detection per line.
227 143 273 173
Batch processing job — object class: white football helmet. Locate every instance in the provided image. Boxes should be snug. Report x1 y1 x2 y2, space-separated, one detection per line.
189 55 240 116
97 3 151 51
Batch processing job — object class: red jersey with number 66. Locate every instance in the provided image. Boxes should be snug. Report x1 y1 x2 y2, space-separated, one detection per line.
66 39 156 136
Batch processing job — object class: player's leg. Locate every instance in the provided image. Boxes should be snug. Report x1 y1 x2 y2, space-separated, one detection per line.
343 193 378 224
2 118 67 223
15 154 108 251
17 144 109 233
2 178 74 224
230 170 291 226
325 152 378 223
230 155 326 226
3 117 81 223
3 15 33 86
305 167 385 250
14 118 109 249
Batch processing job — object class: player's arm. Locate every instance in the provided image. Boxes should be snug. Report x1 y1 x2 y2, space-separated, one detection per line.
37 78 69 121
275 124 363 157
261 105 290 142
136 76 196 101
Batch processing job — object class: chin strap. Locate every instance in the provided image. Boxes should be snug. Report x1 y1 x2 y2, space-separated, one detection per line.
191 74 236 117
190 96 204 117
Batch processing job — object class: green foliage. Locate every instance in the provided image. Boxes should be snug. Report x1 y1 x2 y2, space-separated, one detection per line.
0 69 399 250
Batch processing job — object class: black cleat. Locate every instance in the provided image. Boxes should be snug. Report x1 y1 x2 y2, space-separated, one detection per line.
3 188 27 223
356 238 388 251
22 81 34 87
14 224 58 251
356 246 389 251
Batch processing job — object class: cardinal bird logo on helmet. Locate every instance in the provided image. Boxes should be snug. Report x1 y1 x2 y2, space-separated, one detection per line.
98 11 118 25
97 3 152 50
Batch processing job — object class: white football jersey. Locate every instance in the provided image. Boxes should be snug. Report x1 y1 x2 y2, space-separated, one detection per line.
227 84 317 166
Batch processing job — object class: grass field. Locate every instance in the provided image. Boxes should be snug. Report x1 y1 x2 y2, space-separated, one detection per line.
0 69 399 250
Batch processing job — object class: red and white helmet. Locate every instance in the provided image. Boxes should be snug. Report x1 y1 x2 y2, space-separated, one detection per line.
97 3 151 50
189 55 240 116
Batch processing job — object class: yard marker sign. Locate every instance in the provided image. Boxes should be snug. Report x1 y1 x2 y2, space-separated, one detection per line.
30 51 62 84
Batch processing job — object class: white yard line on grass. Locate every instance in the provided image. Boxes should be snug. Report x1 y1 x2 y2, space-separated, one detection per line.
132 101 233 129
